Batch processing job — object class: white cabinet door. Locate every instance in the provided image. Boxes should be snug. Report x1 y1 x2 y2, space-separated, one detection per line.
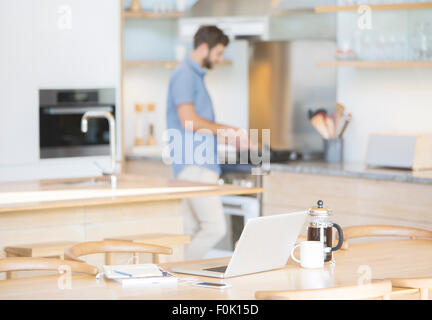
0 0 39 165
35 0 121 88
0 0 121 174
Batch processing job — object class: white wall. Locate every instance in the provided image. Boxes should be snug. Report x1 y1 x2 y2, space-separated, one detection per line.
0 0 121 182
337 10 432 163
123 40 249 153
0 1 38 166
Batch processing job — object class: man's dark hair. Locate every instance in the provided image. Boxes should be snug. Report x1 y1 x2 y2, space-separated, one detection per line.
193 25 229 50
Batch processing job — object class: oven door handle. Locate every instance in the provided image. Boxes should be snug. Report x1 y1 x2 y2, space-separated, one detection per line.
43 106 114 115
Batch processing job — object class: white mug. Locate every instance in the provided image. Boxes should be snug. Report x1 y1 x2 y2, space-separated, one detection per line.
290 241 324 269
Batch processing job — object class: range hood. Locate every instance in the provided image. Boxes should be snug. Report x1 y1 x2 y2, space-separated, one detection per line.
179 0 336 40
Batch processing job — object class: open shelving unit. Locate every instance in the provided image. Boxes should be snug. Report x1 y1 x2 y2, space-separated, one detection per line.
316 60 432 68
123 60 233 68
315 2 432 68
124 60 180 68
122 10 185 19
121 7 186 69
315 2 432 13
121 6 234 69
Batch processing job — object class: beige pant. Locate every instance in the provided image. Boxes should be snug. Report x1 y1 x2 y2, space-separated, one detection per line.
177 166 226 260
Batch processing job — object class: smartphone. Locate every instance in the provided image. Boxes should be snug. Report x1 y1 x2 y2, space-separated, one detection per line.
193 282 232 290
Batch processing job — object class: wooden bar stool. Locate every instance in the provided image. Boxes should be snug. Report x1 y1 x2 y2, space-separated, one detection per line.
105 233 190 264
4 241 77 279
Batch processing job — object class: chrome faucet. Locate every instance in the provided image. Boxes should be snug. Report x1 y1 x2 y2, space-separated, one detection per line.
81 111 118 176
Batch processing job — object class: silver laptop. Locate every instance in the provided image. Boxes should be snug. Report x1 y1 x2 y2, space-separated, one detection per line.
171 211 307 278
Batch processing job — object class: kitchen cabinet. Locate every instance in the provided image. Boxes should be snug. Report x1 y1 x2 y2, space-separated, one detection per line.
0 0 121 180
35 0 121 88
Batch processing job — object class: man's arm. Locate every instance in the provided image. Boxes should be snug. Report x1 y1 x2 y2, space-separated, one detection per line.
177 103 251 150
177 103 233 134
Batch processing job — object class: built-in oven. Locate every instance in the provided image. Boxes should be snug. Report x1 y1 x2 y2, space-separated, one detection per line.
39 88 116 159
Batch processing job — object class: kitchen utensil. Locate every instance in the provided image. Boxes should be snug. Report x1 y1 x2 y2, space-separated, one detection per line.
338 113 352 138
308 108 327 120
335 103 345 133
325 115 336 138
328 114 338 138
306 200 344 263
336 103 345 117
310 113 329 139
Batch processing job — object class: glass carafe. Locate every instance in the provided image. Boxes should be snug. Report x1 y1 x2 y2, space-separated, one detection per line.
307 200 343 262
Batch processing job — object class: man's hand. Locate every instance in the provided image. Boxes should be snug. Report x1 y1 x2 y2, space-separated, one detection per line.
234 128 250 151
177 103 257 151
219 128 257 152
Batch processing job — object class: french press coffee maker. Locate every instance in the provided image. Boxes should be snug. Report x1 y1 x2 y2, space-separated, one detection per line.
307 200 344 262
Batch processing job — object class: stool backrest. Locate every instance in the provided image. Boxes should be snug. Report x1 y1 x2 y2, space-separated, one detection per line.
341 225 432 249
64 240 173 263
0 257 98 276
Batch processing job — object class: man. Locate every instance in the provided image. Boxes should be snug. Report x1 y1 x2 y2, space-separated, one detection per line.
166 26 249 260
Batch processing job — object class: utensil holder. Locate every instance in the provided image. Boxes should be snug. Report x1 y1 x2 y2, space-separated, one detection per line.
323 138 343 163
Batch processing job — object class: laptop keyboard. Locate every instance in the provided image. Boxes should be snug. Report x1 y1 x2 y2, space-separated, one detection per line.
203 266 228 273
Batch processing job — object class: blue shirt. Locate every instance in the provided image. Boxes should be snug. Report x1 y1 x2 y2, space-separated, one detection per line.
166 56 221 178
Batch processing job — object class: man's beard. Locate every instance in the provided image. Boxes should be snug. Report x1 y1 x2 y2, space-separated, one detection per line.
203 54 213 69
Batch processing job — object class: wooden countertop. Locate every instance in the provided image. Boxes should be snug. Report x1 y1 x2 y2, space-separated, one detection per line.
0 174 263 214
0 239 430 300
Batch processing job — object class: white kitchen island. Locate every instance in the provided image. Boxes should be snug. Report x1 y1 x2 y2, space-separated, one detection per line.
0 174 263 275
